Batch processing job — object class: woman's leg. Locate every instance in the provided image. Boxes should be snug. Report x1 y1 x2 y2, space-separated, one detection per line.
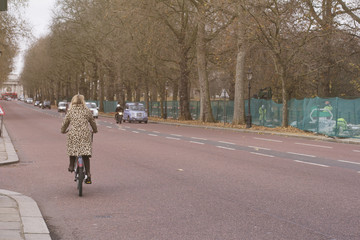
69 156 76 172
83 156 92 184
83 156 90 177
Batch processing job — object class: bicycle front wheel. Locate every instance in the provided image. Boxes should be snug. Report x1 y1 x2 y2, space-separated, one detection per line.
77 167 84 196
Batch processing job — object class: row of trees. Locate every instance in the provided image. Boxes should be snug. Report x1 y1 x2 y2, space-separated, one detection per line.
0 0 29 84
20 0 360 127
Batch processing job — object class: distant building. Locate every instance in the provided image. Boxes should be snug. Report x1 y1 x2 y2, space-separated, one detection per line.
1 74 23 97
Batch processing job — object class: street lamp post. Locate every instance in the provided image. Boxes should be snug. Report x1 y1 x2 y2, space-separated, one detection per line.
246 67 253 128
164 82 169 119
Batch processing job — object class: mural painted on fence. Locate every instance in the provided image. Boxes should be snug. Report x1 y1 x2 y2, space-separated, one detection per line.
95 97 360 139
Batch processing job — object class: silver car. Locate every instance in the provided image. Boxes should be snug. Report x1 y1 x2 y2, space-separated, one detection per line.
123 102 148 123
58 102 68 112
86 102 99 118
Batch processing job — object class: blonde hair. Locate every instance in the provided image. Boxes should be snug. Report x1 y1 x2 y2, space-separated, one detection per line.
69 94 86 109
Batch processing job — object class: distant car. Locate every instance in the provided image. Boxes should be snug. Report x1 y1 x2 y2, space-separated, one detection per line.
26 98 33 104
42 100 51 109
34 100 41 106
85 102 98 118
57 102 68 112
123 102 148 123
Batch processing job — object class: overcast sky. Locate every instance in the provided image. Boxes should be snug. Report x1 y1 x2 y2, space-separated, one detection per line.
13 0 57 74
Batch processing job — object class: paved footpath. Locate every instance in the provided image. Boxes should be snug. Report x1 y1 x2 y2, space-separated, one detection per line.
0 125 51 240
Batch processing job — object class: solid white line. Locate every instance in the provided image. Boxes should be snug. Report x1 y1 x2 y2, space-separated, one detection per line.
148 134 158 137
189 141 205 145
295 142 332 149
216 146 235 151
171 134 182 137
218 141 235 145
338 160 360 165
254 137 283 143
248 146 271 151
132 131 139 134
191 137 207 141
287 152 316 158
294 160 329 168
166 137 180 140
250 152 274 158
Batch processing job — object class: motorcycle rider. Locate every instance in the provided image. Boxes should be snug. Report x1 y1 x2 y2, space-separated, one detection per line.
115 102 124 123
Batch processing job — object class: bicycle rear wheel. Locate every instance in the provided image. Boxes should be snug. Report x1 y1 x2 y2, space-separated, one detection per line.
77 167 84 196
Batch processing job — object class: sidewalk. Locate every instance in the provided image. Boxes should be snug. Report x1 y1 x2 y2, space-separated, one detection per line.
0 125 51 240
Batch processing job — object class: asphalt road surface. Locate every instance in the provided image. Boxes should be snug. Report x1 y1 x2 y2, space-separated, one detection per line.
1 100 360 240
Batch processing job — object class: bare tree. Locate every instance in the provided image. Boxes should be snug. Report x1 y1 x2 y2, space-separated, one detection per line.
246 0 316 127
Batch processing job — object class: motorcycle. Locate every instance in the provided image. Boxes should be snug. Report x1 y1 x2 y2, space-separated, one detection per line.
115 111 123 124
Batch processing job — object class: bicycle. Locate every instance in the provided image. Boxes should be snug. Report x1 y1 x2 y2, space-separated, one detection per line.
74 155 86 197
73 132 93 197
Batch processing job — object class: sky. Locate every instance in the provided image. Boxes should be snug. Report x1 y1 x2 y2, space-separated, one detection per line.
12 0 57 74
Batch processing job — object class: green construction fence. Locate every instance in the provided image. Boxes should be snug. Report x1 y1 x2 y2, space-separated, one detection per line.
64 97 360 138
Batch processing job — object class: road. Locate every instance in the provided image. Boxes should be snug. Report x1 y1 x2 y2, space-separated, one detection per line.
0 100 360 240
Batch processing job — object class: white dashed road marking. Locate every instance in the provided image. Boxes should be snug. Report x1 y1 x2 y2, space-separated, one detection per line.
338 160 360 165
295 142 332 149
189 141 205 145
191 137 207 141
166 137 180 140
287 152 316 158
218 141 235 145
250 152 274 158
294 160 329 168
148 134 158 137
248 146 271 151
171 134 182 137
216 146 235 151
253 137 283 143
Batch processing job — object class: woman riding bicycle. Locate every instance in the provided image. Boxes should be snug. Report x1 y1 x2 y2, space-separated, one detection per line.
61 94 98 184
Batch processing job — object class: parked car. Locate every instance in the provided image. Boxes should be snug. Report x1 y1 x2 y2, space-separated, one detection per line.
42 100 51 109
57 101 68 112
34 100 41 106
26 98 33 104
123 102 148 123
85 102 99 118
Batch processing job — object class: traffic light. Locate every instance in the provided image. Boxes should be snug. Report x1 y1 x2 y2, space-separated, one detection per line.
0 0 7 11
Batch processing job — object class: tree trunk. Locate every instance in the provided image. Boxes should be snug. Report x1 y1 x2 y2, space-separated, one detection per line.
196 10 215 123
232 23 247 125
179 42 192 120
99 64 105 112
279 65 289 127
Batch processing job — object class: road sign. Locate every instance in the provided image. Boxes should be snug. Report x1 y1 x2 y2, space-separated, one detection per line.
0 105 5 115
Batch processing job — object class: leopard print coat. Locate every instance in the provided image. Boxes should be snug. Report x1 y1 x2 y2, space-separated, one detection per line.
61 105 98 156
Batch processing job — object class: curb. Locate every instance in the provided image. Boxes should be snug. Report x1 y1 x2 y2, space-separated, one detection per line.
0 189 51 240
155 121 360 144
0 124 19 165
